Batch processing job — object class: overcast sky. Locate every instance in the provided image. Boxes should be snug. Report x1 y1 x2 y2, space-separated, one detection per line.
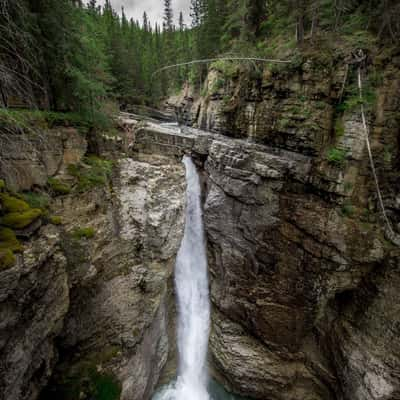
97 0 191 27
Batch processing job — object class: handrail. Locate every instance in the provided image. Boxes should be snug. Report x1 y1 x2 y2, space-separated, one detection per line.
151 56 292 77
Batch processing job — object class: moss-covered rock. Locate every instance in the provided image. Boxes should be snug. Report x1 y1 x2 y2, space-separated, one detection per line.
0 227 23 252
72 227 95 240
2 208 42 229
47 178 72 195
0 193 30 212
0 248 16 270
50 216 63 226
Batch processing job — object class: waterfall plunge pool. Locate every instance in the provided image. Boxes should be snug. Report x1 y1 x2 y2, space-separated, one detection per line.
153 379 251 400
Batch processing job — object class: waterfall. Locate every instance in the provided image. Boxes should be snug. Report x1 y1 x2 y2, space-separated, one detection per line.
154 155 211 400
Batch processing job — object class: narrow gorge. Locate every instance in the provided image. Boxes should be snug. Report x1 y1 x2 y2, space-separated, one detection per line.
1 1 400 399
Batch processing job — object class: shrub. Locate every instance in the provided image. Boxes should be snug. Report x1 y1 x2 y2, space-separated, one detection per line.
0 109 92 133
327 148 347 166
210 78 225 94
2 209 42 229
22 192 50 210
72 227 95 240
0 249 16 270
0 193 30 212
67 156 113 193
210 60 238 79
341 201 355 217
0 227 23 252
48 178 71 195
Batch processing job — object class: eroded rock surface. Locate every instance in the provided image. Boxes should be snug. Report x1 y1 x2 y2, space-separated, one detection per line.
49 154 185 400
0 226 69 400
164 57 400 400
0 128 86 191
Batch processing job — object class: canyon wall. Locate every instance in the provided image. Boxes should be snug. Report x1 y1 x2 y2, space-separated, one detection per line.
0 50 400 400
0 127 185 400
167 53 400 400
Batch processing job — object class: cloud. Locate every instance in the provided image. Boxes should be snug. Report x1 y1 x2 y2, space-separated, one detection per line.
96 0 191 27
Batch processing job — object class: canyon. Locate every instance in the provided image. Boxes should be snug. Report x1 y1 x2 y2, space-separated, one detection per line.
1 54 400 400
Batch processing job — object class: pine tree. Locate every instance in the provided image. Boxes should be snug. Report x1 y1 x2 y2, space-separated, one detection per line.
163 0 174 32
143 12 149 32
179 12 185 31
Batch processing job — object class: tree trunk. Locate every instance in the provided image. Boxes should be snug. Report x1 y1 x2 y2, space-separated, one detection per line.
297 13 304 44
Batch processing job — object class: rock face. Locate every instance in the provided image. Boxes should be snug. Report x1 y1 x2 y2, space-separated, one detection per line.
0 123 186 400
48 154 185 400
0 226 69 400
201 134 390 400
165 57 400 400
0 128 87 191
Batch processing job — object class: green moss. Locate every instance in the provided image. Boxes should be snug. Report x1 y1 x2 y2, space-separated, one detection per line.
210 77 225 94
41 366 121 400
0 180 5 191
336 80 377 113
89 370 121 400
327 147 347 166
2 209 42 229
340 201 355 217
47 178 71 195
72 227 95 240
0 249 16 270
50 216 63 226
0 193 30 212
67 156 113 193
0 228 23 252
22 192 50 210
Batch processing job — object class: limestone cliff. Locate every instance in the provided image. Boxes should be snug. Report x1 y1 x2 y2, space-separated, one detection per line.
164 52 400 400
0 126 185 400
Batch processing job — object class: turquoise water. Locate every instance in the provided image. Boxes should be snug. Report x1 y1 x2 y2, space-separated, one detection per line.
153 379 251 400
208 379 251 400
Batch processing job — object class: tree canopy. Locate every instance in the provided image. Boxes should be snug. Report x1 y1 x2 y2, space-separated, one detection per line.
0 0 398 125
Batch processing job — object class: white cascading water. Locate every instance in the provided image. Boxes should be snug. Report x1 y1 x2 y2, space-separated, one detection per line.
154 155 211 400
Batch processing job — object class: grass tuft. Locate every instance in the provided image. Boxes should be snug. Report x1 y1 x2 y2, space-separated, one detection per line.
72 227 95 240
0 249 16 270
67 156 113 193
327 147 347 166
48 178 72 196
